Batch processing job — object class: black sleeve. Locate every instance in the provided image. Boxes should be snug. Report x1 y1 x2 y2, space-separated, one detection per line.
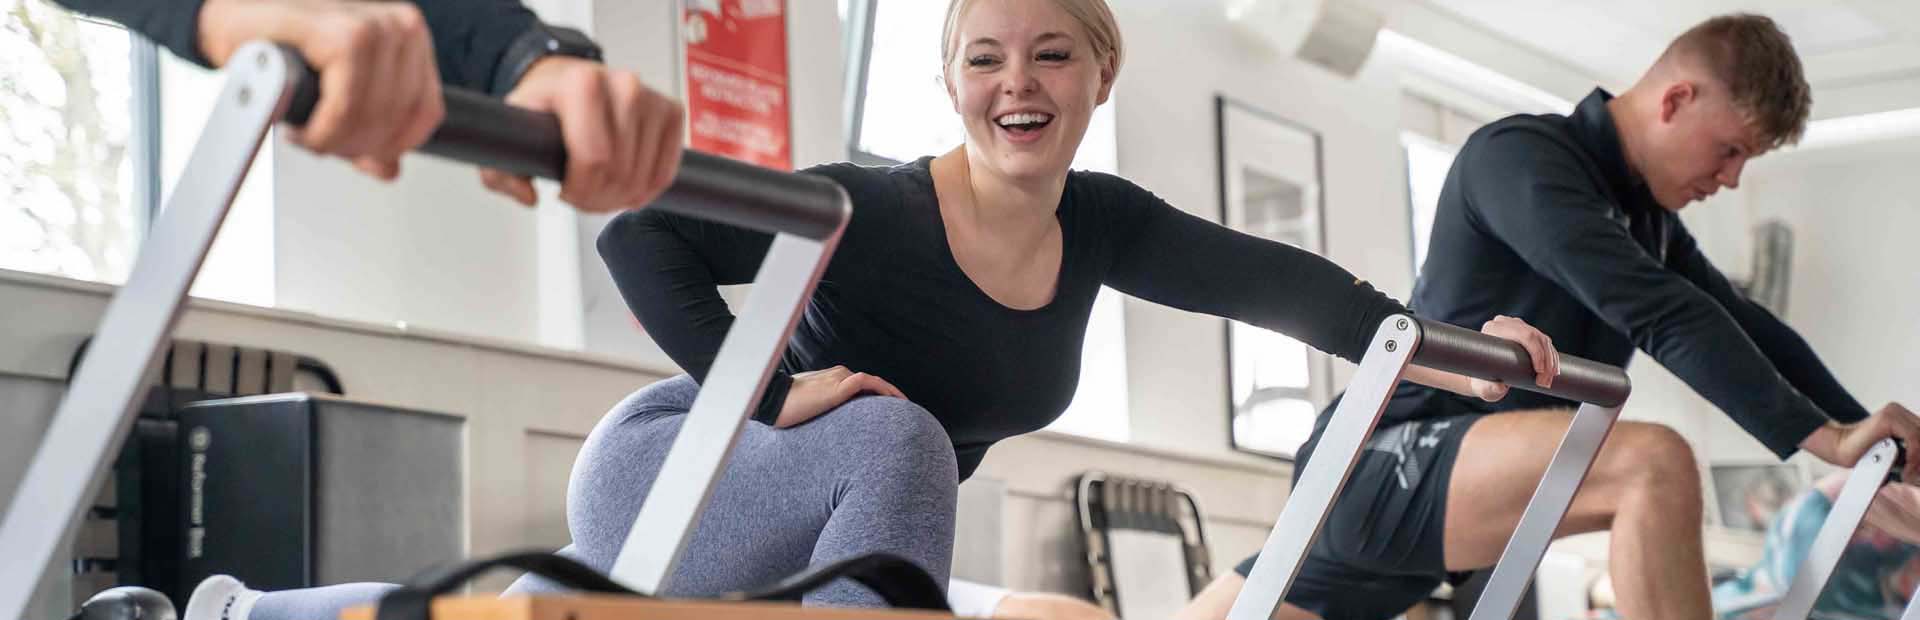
1666 223 1870 424
597 206 788 425
1097 176 1407 364
1464 127 1830 457
49 0 537 92
410 0 539 93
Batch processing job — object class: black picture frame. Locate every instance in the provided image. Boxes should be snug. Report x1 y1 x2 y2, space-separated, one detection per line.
1216 95 1331 461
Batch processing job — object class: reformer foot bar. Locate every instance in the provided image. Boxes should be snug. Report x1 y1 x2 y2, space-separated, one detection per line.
1228 316 1634 620
1771 437 1913 620
0 42 850 618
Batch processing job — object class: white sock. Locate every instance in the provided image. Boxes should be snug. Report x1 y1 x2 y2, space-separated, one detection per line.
182 575 264 620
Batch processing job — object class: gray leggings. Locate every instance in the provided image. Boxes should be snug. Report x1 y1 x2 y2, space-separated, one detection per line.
249 375 959 619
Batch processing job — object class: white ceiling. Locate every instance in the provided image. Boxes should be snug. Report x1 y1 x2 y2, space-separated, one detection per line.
1412 0 1920 117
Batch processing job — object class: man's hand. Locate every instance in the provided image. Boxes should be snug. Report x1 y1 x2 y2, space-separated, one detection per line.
1470 315 1560 401
482 56 685 212
1801 403 1920 481
196 0 685 211
198 0 443 180
1864 483 1920 546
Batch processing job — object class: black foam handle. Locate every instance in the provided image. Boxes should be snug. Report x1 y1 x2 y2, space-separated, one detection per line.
1411 317 1632 407
276 46 847 239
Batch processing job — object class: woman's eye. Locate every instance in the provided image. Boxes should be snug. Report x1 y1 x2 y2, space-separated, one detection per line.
967 55 999 67
1037 50 1071 62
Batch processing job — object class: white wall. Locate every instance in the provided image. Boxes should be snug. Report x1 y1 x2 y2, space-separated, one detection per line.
268 0 844 361
1717 138 1920 448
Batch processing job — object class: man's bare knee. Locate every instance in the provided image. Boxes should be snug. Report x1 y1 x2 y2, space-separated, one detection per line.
1610 422 1702 502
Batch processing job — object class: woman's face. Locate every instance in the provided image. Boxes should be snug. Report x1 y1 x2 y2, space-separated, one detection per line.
945 0 1113 183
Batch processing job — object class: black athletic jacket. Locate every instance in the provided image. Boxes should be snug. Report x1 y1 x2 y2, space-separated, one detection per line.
49 0 538 93
1355 89 1867 459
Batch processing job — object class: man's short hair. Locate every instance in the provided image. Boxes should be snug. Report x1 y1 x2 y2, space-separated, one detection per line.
1656 13 1812 148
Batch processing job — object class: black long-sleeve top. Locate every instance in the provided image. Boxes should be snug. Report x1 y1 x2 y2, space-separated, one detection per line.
600 157 1408 480
50 0 537 93
1379 89 1867 459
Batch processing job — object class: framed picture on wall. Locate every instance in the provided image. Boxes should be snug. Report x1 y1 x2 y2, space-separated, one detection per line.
1708 462 1810 533
1216 95 1331 460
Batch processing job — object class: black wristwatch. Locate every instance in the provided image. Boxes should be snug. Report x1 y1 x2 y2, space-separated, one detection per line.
491 22 604 97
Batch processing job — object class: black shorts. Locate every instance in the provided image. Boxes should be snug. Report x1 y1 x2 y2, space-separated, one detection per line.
1234 409 1486 620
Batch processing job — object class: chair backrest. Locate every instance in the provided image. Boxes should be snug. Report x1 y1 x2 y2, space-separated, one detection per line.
1074 472 1212 620
70 337 344 411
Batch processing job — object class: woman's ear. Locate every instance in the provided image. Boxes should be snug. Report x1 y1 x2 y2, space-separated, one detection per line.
943 69 961 113
1094 55 1117 106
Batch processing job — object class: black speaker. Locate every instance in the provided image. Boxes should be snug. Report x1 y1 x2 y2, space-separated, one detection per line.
174 394 464 597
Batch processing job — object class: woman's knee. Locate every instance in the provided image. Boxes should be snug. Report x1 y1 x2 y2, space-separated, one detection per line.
805 396 957 478
565 378 699 554
604 375 701 426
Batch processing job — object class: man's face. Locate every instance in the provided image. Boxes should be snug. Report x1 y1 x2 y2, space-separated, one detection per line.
1641 82 1770 211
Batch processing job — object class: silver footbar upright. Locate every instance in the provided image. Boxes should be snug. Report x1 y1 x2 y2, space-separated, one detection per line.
1771 437 1916 620
0 41 851 618
1228 316 1634 620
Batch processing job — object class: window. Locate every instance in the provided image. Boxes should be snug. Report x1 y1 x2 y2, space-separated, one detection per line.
2 2 140 284
842 0 1130 441
848 0 1119 173
1402 132 1456 276
3 0 274 305
1400 94 1483 278
158 49 274 306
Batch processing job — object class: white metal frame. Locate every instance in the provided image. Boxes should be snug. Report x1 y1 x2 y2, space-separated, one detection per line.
607 230 842 594
1772 438 1909 620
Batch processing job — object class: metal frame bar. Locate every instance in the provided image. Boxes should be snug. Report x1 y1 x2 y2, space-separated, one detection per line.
0 41 298 620
840 0 877 157
1772 438 1901 620
1229 315 1633 620
131 34 162 232
607 229 844 594
1468 401 1621 620
1228 316 1418 620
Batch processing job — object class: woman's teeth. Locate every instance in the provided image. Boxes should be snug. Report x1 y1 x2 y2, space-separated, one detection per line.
995 112 1054 129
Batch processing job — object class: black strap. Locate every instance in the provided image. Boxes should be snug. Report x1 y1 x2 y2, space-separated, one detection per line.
731 553 950 611
374 550 951 620
374 551 634 620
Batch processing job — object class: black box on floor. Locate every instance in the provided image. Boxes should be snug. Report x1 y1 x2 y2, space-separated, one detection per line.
175 394 465 596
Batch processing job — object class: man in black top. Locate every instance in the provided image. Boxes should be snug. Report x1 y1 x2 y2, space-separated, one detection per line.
1182 14 1920 620
47 0 685 212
